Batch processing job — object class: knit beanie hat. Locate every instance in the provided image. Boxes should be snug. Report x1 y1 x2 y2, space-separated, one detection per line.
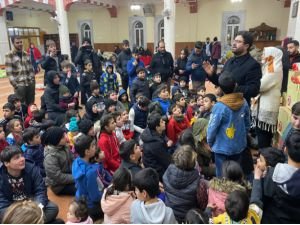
59 85 70 97
78 119 94 135
259 147 285 167
44 126 65 146
69 117 79 132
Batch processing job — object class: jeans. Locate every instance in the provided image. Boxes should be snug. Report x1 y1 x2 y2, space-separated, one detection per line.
214 152 242 177
44 201 59 223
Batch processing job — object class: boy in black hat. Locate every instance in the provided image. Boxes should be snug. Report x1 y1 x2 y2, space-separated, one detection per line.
130 67 150 103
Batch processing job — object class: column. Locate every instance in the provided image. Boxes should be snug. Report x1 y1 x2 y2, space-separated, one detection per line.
56 0 71 58
287 0 300 40
0 15 10 65
164 0 176 57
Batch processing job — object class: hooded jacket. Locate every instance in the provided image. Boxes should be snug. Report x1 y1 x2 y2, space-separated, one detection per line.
261 163 300 223
44 145 74 194
207 93 250 155
98 131 121 173
83 94 104 122
72 157 102 209
118 89 130 111
130 199 177 224
23 144 45 177
100 64 119 95
141 128 171 180
101 189 135 224
0 161 48 212
206 178 249 217
43 71 66 113
24 104 35 128
162 164 200 222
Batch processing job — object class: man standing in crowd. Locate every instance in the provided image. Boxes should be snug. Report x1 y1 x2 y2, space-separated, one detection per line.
75 38 102 81
150 40 174 86
116 40 132 91
203 37 212 60
287 40 300 68
203 31 262 105
186 41 208 91
211 37 221 70
5 36 35 106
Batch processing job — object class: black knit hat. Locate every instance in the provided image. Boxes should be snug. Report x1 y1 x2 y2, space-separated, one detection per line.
43 127 65 146
259 147 285 167
78 119 94 135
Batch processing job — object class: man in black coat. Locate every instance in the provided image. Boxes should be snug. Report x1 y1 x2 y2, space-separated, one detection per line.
116 40 132 91
287 39 300 69
150 40 174 85
140 113 171 181
203 31 262 105
74 38 102 81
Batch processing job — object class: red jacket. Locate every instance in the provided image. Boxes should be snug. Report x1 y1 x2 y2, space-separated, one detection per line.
24 104 37 128
186 105 194 122
167 116 190 144
27 47 42 61
98 131 121 173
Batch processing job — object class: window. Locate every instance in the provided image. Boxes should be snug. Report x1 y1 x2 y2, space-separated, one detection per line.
134 21 144 47
81 23 91 40
158 20 164 41
226 16 240 46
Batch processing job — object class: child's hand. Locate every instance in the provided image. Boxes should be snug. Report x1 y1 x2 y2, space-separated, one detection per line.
68 103 75 108
67 71 71 78
159 182 165 193
74 92 79 98
167 140 173 147
254 164 263 180
202 61 213 76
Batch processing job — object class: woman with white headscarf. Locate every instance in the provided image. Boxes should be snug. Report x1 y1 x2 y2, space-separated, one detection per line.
252 47 283 148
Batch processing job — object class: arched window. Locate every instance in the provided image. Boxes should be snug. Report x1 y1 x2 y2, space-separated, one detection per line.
226 16 240 46
81 23 91 40
158 20 164 41
134 21 144 47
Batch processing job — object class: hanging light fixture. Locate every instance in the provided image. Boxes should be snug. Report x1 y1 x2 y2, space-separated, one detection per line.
231 0 243 3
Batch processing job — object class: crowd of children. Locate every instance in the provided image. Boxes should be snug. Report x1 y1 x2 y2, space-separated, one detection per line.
1 40 300 225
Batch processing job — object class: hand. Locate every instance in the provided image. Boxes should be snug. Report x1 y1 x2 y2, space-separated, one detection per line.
167 140 173 147
49 51 54 57
68 102 75 108
179 69 184 74
67 71 71 78
74 92 79 98
133 60 138 66
254 164 263 180
159 182 164 193
192 63 199 70
202 61 214 76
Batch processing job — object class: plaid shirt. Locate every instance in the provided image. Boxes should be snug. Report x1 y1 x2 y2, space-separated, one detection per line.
5 49 35 88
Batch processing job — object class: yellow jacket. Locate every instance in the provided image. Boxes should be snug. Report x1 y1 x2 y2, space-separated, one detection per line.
212 204 262 224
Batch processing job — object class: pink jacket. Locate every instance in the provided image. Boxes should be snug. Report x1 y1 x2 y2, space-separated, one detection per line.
208 178 249 217
101 189 135 224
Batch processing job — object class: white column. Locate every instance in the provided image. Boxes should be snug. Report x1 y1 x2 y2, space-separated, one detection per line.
56 0 71 58
164 0 176 58
287 0 300 40
0 14 10 65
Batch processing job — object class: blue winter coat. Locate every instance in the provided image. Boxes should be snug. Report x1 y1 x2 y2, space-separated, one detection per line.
207 94 250 155
186 50 208 82
0 161 48 213
126 58 144 87
22 144 45 177
152 97 171 116
72 157 102 208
